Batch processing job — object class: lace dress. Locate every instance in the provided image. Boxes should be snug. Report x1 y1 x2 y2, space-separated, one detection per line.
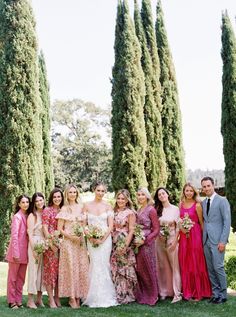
83 211 118 308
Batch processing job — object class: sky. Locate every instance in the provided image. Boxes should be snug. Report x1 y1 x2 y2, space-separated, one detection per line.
31 0 236 171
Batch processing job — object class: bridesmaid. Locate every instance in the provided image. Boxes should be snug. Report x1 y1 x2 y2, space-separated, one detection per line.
56 184 89 308
6 194 30 309
154 187 182 303
42 188 64 308
111 189 137 304
178 183 212 301
27 192 45 309
135 187 159 306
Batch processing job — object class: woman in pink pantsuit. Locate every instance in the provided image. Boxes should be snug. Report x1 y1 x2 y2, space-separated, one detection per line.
6 194 30 309
154 187 182 304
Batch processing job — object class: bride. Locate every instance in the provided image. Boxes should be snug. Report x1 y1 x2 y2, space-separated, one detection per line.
83 182 118 307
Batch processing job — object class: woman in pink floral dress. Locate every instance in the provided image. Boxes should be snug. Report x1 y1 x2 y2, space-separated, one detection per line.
111 189 137 304
42 188 64 308
56 184 89 308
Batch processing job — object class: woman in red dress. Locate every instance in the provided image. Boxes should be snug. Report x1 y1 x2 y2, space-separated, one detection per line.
42 188 64 308
178 183 212 301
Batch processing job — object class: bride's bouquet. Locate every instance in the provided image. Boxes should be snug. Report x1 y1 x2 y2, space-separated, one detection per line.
33 241 48 264
132 224 145 254
84 224 105 248
160 223 170 247
178 213 195 238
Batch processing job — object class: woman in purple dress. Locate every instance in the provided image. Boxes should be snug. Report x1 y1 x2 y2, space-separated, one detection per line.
135 187 159 305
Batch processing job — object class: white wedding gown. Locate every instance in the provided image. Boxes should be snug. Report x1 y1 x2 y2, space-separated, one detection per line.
83 211 118 308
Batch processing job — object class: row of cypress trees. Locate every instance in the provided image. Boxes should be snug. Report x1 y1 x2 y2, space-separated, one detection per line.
221 12 236 232
0 0 54 258
111 0 185 204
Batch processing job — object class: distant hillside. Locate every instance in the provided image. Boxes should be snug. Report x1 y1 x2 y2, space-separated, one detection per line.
186 169 225 188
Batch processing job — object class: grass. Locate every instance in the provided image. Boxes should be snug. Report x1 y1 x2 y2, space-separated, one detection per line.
0 231 235 317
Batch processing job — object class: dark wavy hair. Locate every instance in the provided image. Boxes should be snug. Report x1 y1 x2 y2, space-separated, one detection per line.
48 188 64 208
14 194 30 214
29 192 45 216
92 181 107 192
153 187 170 218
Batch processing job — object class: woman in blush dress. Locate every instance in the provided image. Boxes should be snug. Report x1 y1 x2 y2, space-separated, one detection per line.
178 183 212 301
27 192 45 309
56 184 89 308
6 195 30 309
83 182 118 308
154 187 182 304
135 187 159 306
42 188 64 308
111 189 137 304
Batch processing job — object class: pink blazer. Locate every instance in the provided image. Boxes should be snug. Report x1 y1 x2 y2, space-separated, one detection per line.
5 210 28 264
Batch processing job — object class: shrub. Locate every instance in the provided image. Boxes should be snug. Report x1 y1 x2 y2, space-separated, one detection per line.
225 255 236 290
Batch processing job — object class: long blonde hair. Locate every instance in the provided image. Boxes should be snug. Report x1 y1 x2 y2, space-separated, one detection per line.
63 184 81 207
181 182 201 203
137 187 154 206
114 189 134 212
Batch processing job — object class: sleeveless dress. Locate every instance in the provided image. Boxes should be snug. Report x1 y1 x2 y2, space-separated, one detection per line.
83 211 118 307
157 204 182 301
111 208 137 304
56 208 89 299
27 213 44 294
178 202 212 300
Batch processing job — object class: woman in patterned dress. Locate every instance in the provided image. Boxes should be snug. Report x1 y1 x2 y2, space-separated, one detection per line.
27 192 45 309
42 188 64 308
135 188 159 305
56 184 89 308
111 189 137 304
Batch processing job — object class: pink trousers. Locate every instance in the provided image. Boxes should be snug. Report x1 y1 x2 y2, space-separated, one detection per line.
7 262 27 304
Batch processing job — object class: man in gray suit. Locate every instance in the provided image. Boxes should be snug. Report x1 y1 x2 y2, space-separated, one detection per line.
201 176 231 304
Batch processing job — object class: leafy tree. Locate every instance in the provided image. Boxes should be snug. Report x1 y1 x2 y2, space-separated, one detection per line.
51 99 112 191
134 0 166 193
38 51 54 198
221 12 236 231
155 0 185 204
111 0 147 203
0 0 44 257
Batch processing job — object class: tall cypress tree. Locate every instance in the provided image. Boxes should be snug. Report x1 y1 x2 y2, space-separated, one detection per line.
134 0 166 193
0 0 44 257
38 51 54 198
155 0 185 204
141 0 162 111
221 11 236 231
111 0 147 203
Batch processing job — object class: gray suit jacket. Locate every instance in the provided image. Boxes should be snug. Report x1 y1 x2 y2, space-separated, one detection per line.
202 194 231 245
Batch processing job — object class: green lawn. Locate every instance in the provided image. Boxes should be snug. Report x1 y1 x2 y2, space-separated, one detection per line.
0 231 235 317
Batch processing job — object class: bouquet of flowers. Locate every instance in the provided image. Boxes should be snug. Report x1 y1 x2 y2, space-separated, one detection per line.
84 225 105 248
33 241 48 264
132 224 145 254
115 234 128 266
73 220 85 246
47 230 63 249
160 223 170 247
178 213 195 238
